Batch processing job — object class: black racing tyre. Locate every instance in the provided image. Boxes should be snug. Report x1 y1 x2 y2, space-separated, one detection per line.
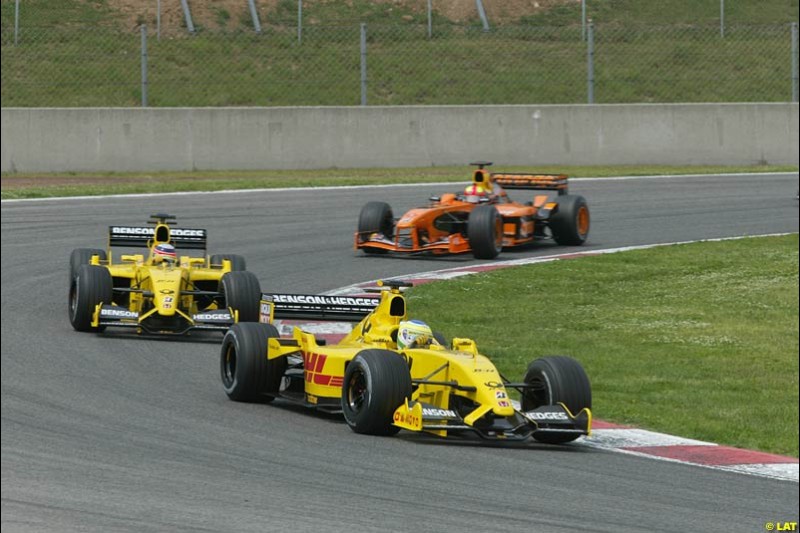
467 204 503 259
357 201 394 254
522 356 592 444
342 349 412 436
549 195 590 246
220 271 261 322
210 254 246 271
221 323 287 402
70 248 107 281
69 264 113 332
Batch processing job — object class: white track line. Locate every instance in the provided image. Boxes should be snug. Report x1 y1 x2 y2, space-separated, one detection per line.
326 233 795 296
2 172 796 203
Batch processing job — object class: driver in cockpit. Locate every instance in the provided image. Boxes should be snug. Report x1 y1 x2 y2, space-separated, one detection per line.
152 243 177 266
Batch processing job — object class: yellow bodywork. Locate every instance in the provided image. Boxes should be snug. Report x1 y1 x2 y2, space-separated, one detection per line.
77 217 241 334
261 282 591 438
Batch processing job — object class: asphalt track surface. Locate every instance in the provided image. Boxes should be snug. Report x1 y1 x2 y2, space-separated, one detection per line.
2 173 798 533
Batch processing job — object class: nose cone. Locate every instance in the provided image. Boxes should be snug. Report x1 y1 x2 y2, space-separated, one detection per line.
493 404 515 417
151 268 183 316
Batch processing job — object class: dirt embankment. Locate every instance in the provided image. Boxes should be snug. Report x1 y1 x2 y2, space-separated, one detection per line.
103 0 573 32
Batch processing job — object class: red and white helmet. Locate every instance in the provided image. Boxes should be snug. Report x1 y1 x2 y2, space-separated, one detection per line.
153 243 177 264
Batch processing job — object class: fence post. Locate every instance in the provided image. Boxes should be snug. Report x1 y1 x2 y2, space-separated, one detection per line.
581 0 586 41
475 0 490 32
180 0 195 34
248 0 262 34
587 22 594 104
141 25 148 107
792 23 798 102
720 0 725 38
360 23 367 106
427 0 432 39
298 0 303 43
14 0 19 45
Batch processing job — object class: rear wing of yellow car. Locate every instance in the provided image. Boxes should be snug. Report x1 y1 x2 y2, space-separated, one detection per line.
259 293 380 323
107 225 208 250
491 173 569 195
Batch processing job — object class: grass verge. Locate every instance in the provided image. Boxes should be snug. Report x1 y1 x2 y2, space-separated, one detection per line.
406 235 799 457
1 23 795 107
2 164 795 200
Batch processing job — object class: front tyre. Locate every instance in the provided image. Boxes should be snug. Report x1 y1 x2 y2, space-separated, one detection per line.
221 271 261 322
467 205 503 259
549 195 590 246
210 254 246 271
522 355 591 444
70 248 107 281
357 201 394 254
221 323 286 402
342 350 411 436
69 264 113 332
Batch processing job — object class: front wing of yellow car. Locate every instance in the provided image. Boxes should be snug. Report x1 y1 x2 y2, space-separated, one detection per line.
94 304 235 335
393 399 591 442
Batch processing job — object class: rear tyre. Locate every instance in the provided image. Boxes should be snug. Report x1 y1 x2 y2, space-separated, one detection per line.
70 248 107 281
549 195 590 246
221 271 261 322
357 201 394 254
69 264 113 332
467 205 503 259
221 323 286 402
210 254 246 271
342 350 411 436
522 356 592 444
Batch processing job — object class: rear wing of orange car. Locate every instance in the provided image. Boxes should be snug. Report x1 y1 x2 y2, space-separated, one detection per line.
491 173 569 195
259 293 380 322
107 225 208 250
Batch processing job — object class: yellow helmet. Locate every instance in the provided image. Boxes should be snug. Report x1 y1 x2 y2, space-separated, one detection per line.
397 319 433 349
464 183 489 203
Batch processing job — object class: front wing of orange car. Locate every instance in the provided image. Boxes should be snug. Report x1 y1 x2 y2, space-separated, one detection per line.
354 230 473 255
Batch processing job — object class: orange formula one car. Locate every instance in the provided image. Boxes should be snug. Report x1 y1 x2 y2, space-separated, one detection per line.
355 162 590 259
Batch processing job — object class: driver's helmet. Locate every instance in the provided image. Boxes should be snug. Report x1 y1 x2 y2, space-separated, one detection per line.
397 319 433 349
464 183 488 203
153 243 177 264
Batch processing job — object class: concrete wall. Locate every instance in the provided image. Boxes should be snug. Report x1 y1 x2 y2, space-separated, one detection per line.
2 103 798 173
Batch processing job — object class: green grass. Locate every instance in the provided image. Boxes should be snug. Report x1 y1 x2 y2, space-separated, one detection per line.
2 164 795 200
404 235 800 457
1 1 796 106
0 0 115 29
520 0 798 26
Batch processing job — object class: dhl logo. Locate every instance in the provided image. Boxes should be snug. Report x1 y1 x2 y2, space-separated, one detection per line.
303 352 343 388
394 411 420 427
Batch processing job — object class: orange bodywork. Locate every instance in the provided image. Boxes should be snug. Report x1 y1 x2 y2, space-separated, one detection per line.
355 169 566 255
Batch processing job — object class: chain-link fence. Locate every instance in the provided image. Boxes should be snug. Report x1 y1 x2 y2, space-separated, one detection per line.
2 22 798 107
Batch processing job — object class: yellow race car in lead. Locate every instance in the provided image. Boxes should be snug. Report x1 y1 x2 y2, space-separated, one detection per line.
221 280 592 444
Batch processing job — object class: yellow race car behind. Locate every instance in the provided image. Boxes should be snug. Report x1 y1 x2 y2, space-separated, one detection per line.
69 214 261 336
221 280 592 443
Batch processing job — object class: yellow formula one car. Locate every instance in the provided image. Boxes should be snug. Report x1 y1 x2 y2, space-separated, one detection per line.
68 214 261 335
220 280 591 443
